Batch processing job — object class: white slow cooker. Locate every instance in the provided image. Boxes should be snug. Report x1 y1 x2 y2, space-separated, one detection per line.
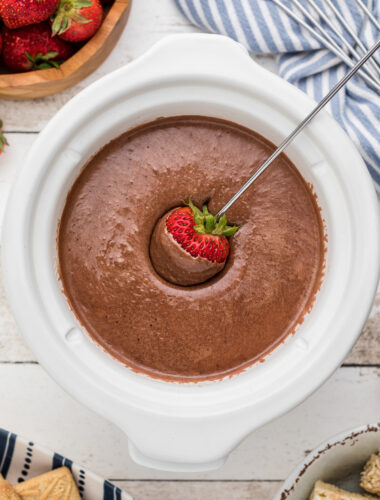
2 34 379 472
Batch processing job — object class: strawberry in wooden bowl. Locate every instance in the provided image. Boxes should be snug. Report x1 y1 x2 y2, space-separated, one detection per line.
0 0 59 28
0 0 132 99
2 23 73 71
51 0 103 42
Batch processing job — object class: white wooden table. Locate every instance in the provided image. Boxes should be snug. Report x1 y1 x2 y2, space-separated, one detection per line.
0 1 379 499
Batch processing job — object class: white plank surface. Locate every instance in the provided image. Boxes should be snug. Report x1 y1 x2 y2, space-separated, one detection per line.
0 0 379 498
113 481 281 500
0 133 36 229
0 364 379 481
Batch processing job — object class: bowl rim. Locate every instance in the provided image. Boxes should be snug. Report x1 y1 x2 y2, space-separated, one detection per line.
274 422 380 500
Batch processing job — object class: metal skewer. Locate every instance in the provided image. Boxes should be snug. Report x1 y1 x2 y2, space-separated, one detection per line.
303 0 380 79
285 0 380 83
271 0 380 92
216 38 380 218
356 0 380 33
323 0 380 77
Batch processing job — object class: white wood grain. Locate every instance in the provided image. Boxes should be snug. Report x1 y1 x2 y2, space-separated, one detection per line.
0 134 37 230
346 291 380 365
0 364 378 481
113 480 281 500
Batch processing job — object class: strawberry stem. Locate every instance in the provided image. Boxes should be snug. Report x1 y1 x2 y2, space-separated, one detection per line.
51 0 93 36
205 214 215 233
186 198 239 237
25 51 60 70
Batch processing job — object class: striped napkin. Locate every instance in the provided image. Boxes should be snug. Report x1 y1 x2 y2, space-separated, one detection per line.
174 0 380 192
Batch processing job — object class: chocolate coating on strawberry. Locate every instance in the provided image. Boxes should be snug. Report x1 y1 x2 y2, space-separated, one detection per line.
150 200 238 286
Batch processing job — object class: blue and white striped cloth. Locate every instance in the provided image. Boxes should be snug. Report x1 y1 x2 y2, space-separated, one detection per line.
174 0 380 192
0 428 133 500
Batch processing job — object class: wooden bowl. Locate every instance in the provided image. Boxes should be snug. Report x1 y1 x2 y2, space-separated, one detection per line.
0 0 132 100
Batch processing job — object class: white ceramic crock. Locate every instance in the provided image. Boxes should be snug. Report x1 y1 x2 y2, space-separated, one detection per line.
2 34 379 472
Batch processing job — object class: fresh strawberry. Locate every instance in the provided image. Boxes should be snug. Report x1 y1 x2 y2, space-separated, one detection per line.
0 0 59 29
0 120 8 155
2 23 73 72
51 0 103 42
166 199 238 263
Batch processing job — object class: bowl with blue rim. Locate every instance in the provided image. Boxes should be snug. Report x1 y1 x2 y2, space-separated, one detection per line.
0 428 134 499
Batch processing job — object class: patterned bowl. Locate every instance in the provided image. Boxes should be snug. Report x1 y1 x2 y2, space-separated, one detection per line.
0 428 133 500
274 423 380 500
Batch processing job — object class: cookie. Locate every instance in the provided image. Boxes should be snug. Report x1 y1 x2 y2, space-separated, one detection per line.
13 467 80 500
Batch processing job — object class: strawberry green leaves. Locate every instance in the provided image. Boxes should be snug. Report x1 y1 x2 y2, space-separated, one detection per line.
188 198 205 225
2 24 73 72
0 121 9 155
212 214 239 236
186 198 239 237
25 50 60 69
205 214 215 233
51 0 94 37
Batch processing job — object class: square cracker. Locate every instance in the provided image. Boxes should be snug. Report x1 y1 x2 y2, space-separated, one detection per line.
13 467 81 500
0 476 22 500
361 452 380 496
309 480 377 499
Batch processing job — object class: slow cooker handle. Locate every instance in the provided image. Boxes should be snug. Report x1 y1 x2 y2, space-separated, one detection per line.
128 32 265 85
128 441 228 473
116 405 253 473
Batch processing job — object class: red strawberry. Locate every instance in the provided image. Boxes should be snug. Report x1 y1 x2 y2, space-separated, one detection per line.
166 200 238 264
2 23 73 72
0 120 8 155
51 0 103 42
0 0 59 29
150 199 238 286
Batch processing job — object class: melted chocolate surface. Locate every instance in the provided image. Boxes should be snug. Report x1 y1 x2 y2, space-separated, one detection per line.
58 116 325 381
